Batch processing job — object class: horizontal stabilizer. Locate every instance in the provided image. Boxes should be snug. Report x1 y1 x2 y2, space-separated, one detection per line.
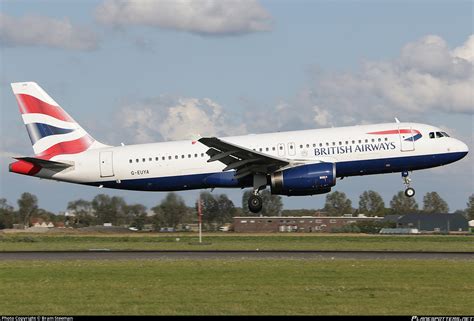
14 157 72 170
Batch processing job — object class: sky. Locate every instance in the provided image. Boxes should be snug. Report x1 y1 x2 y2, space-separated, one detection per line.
0 0 473 213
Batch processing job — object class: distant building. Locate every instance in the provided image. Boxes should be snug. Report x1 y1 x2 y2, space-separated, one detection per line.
396 213 469 233
233 216 382 233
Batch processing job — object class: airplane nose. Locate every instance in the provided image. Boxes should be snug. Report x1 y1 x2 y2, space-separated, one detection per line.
455 139 469 157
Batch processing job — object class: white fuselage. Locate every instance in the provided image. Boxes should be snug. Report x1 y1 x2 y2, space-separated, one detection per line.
36 122 468 192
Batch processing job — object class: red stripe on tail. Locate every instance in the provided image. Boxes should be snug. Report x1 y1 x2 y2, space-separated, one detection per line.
16 94 75 122
37 135 95 159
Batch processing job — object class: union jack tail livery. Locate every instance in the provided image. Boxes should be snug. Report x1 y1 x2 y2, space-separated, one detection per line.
11 82 107 159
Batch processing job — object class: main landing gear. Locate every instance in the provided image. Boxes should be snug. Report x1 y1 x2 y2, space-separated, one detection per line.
402 171 415 197
248 174 266 213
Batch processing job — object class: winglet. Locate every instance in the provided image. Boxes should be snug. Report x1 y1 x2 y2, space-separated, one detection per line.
191 133 202 145
395 117 401 123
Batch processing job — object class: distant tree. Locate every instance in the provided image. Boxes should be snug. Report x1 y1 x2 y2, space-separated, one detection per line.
389 191 418 214
199 191 220 228
152 193 187 230
323 191 352 216
0 198 15 229
197 192 235 229
67 199 95 226
35 208 56 222
241 189 283 216
466 194 474 220
422 192 449 213
17 193 38 228
358 190 386 216
91 194 127 225
216 194 236 225
125 204 147 230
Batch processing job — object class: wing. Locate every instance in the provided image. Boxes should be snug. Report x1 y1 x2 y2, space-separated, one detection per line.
198 137 290 179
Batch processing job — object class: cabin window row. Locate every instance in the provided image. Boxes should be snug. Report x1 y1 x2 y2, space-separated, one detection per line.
252 137 389 152
129 153 206 163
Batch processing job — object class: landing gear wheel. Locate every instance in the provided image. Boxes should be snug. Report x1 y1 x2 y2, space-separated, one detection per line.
248 194 263 213
405 187 415 198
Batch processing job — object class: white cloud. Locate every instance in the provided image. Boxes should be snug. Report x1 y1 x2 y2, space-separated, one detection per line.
0 13 99 50
118 96 247 143
95 0 272 35
279 34 474 129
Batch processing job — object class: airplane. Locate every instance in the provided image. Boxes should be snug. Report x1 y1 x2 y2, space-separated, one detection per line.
8 82 469 213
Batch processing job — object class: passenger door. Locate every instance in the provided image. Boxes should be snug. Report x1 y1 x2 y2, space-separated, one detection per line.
399 127 415 152
99 151 114 177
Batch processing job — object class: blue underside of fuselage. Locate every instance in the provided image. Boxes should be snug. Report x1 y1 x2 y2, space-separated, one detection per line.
83 152 467 192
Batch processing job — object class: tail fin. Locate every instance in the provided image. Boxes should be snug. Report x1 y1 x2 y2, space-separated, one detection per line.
11 82 108 159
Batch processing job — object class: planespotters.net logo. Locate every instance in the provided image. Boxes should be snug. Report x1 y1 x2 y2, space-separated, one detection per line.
412 317 474 321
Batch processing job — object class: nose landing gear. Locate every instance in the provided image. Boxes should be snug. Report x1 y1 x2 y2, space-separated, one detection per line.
402 171 415 197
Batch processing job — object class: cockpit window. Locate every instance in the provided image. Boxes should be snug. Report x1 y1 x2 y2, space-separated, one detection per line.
441 132 450 137
429 132 435 139
436 132 443 138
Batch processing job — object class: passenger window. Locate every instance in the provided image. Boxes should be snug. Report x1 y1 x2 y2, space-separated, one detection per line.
306 144 310 148
194 154 198 158
299 145 303 148
338 142 342 145
175 155 178 159
201 153 204 157
149 157 152 161
129 159 132 163
188 154 191 158
142 158 145 162
162 156 165 160
136 159 139 163
272 147 276 151
181 155 185 159
168 156 172 160
155 157 159 161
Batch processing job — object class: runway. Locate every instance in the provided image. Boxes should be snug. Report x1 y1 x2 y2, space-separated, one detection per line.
1 250 473 260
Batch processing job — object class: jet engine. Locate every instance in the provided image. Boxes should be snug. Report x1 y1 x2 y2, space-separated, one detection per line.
270 162 336 196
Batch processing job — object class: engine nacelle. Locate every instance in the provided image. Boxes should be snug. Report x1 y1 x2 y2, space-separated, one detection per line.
270 162 336 196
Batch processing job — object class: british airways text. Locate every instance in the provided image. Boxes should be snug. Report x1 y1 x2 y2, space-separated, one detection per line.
314 142 396 156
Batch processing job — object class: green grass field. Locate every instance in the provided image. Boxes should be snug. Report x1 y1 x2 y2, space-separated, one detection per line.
1 259 473 315
0 233 473 252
